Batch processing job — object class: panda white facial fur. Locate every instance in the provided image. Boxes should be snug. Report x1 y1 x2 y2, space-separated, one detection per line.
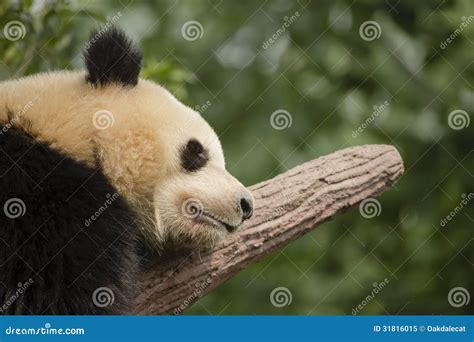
0 27 253 314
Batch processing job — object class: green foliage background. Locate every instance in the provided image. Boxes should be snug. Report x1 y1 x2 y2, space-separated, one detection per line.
1 0 472 315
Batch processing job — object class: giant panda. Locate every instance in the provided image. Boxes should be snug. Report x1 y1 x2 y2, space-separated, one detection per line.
0 27 254 315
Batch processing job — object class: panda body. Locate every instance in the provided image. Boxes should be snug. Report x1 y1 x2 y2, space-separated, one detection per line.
0 28 254 314
0 123 138 314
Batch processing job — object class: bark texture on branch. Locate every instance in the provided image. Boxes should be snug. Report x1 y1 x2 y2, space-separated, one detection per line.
133 144 404 314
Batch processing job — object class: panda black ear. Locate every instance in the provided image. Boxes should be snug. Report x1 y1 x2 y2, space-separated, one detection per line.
83 27 142 87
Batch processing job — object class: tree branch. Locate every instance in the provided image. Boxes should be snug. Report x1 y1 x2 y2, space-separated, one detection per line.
133 144 404 314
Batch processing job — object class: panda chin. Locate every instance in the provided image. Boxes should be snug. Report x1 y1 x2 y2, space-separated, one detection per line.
197 212 239 234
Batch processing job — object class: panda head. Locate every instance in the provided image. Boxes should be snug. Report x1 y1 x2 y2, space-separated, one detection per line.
82 28 254 248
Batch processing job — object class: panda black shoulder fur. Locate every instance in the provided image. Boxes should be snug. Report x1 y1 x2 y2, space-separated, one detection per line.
0 27 254 314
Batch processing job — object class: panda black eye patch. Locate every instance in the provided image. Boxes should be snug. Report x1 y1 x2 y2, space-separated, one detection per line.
181 139 209 172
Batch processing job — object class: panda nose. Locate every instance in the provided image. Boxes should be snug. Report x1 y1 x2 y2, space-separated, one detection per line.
240 197 253 221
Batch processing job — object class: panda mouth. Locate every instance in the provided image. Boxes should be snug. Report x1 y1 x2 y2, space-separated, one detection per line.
199 212 239 233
